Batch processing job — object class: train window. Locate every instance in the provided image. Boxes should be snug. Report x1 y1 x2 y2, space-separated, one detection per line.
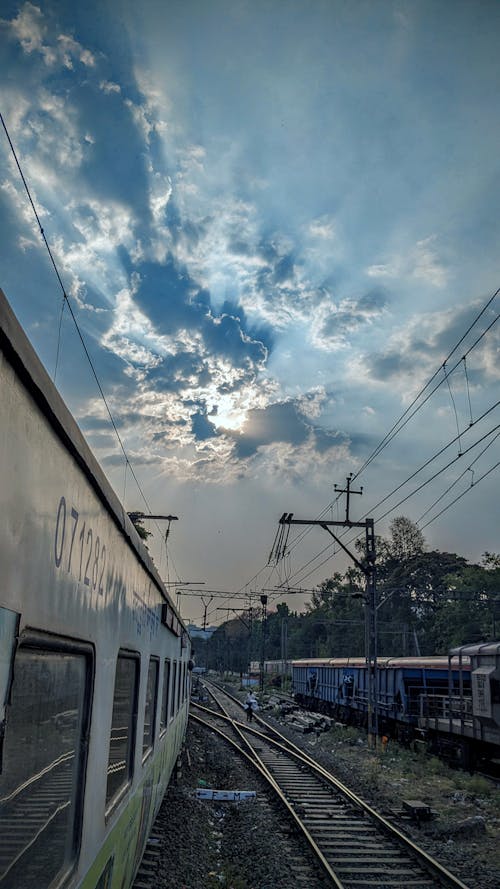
160 659 171 731
106 653 139 807
143 658 159 757
0 640 91 889
182 662 187 701
170 661 177 718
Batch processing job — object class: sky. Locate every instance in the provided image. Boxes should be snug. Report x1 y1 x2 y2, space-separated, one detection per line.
1 0 499 627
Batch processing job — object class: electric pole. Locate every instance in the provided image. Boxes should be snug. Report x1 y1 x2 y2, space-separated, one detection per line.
275 478 378 746
259 594 268 694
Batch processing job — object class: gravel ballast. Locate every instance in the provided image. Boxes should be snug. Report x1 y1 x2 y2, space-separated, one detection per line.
138 685 500 888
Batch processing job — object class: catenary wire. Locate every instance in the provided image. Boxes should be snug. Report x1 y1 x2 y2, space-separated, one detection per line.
420 458 500 531
279 416 500 589
416 429 500 525
264 293 500 574
0 112 163 536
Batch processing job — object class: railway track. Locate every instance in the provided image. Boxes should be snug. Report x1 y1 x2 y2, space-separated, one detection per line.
191 680 470 889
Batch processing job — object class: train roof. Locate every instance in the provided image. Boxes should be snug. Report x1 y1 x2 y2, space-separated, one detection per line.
449 641 500 657
292 656 470 668
0 287 187 634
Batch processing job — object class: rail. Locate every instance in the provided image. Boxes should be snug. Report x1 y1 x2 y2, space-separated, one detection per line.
191 679 470 889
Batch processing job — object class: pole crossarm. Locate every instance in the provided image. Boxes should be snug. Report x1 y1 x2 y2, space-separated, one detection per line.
128 512 179 522
279 515 367 529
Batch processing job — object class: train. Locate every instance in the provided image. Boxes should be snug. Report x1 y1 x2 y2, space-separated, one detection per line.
292 646 500 768
249 660 292 676
0 288 192 889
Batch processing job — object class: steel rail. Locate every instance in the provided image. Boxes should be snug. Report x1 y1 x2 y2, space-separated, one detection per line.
198 681 470 889
196 681 345 886
189 709 344 887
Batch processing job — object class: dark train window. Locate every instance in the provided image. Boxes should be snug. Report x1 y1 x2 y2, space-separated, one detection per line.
106 653 139 807
143 658 159 757
0 640 91 889
177 661 182 709
170 661 177 718
160 659 171 731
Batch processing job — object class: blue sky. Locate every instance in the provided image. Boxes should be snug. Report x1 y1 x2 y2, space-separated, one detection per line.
1 1 499 625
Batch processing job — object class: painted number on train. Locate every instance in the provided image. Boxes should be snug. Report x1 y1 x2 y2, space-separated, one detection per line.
54 496 107 593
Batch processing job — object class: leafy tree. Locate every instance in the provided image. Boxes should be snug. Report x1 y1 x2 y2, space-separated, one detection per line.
425 555 500 650
128 515 152 543
387 516 425 561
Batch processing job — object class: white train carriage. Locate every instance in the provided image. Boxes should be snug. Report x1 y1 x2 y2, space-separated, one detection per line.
0 289 191 889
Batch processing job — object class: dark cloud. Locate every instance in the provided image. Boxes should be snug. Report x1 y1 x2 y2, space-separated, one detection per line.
132 258 202 333
228 238 254 256
228 399 348 459
356 288 389 313
191 411 217 441
320 288 388 339
202 313 267 372
273 253 295 283
101 452 162 467
257 239 279 264
233 402 308 457
220 299 275 354
128 257 269 383
313 426 348 454
75 84 151 217
321 310 365 337
367 302 499 383
147 353 212 392
368 351 417 380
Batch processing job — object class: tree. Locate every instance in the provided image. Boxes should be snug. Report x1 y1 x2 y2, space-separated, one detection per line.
128 515 152 543
387 516 425 561
304 573 365 657
425 555 500 650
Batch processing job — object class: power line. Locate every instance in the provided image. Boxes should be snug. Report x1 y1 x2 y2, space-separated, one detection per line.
416 429 500 525
269 289 500 585
353 288 500 478
0 112 162 534
279 407 500 590
420 457 500 530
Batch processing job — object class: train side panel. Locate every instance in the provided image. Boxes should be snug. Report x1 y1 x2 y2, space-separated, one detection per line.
0 289 190 889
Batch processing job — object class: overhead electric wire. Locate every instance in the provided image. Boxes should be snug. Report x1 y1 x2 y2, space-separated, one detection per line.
290 425 500 588
0 112 162 535
267 303 500 579
291 288 499 543
269 292 500 590
275 414 500 590
352 287 500 479
420 458 500 530
375 420 500 523
416 429 500 525
358 400 500 521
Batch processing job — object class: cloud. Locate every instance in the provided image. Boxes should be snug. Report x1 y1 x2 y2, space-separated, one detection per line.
229 399 349 467
366 235 448 288
100 80 121 94
310 289 389 350
366 301 500 393
4 3 96 68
